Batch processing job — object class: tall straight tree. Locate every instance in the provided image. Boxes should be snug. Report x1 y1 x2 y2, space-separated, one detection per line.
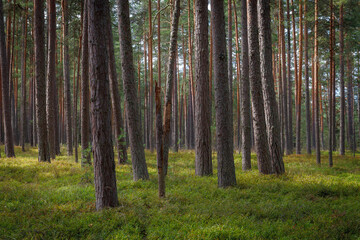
34 0 49 162
62 0 72 155
296 0 303 154
279 0 289 155
106 10 127 165
339 4 345 155
328 0 334 166
258 0 285 174
148 0 154 152
88 0 119 210
240 0 251 170
286 0 293 153
194 0 212 176
21 1 28 152
118 0 149 181
347 52 355 153
81 0 90 165
211 0 236 187
314 0 320 164
47 0 57 160
227 0 233 151
0 0 15 157
304 0 311 154
248 0 272 174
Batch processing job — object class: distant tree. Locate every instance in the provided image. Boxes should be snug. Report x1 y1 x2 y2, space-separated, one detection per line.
211 0 236 187
339 4 345 156
88 0 119 210
118 0 149 181
21 1 28 152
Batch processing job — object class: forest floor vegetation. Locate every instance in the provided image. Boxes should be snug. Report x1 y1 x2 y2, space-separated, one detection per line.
0 146 360 239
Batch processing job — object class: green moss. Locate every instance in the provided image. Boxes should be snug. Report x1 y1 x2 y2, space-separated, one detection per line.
0 146 359 239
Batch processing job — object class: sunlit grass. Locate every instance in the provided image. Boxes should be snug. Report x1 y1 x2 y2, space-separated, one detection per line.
0 145 359 239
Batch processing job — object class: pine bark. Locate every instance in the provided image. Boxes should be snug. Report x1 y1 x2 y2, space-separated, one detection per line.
247 0 272 174
314 0 320 164
21 2 28 152
47 0 57 160
34 0 49 162
240 0 251 170
81 0 91 165
162 0 181 176
62 0 72 155
286 0 293 153
296 0 303 154
258 0 285 174
211 0 236 187
194 0 212 176
339 4 345 155
88 0 119 210
304 0 311 154
107 11 127 165
118 0 149 181
0 0 15 157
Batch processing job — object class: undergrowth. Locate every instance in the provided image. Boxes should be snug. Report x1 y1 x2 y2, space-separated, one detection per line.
0 146 359 239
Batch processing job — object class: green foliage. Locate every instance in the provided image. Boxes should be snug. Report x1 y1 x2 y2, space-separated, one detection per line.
1 146 360 239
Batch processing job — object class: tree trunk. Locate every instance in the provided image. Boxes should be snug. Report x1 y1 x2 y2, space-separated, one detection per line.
295 0 302 154
240 0 251 170
227 0 233 151
194 0 212 176
107 10 127 165
314 0 320 164
286 0 293 153
148 0 154 152
247 0 272 174
304 0 311 154
118 0 149 181
339 4 345 155
81 0 91 166
21 2 28 152
47 0 57 160
34 0 49 162
162 0 181 176
88 0 119 210
62 0 72 155
347 52 354 153
328 0 334 166
258 0 285 174
211 0 236 187
0 0 15 157
279 0 289 155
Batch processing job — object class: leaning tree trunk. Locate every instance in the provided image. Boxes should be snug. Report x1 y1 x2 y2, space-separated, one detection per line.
34 0 50 162
118 0 149 181
107 11 127 165
0 0 15 157
162 0 181 176
247 0 272 174
88 0 119 210
240 0 251 170
194 0 212 176
211 0 237 187
47 0 57 160
258 0 285 174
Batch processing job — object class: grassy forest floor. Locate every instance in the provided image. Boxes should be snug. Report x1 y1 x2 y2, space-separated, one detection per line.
1 146 360 239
